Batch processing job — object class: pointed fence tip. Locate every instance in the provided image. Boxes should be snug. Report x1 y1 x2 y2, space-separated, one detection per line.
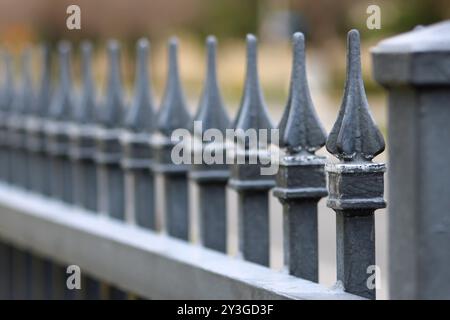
206 35 217 46
326 29 385 162
157 36 191 136
278 32 326 154
108 39 120 51
138 37 149 49
81 40 93 53
169 36 178 48
246 34 257 58
292 31 304 43
58 40 71 55
246 33 257 43
206 35 217 69
125 37 155 132
232 32 273 144
192 34 230 135
167 37 179 71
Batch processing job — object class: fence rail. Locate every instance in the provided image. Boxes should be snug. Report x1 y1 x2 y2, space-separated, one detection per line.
0 20 448 300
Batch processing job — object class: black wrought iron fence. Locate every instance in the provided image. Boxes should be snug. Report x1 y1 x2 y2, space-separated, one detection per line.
0 20 448 300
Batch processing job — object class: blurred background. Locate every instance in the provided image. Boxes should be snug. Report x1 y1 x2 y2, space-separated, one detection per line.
1 0 449 122
1 0 449 299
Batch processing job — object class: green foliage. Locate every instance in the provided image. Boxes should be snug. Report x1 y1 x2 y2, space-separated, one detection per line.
191 0 260 40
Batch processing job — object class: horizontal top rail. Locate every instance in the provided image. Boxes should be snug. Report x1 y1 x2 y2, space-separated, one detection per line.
0 183 361 300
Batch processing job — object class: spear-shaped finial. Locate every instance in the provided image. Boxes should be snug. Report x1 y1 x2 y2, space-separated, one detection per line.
233 34 273 146
0 51 15 112
157 37 191 136
16 47 34 115
74 41 96 124
326 30 385 162
32 44 52 117
98 39 125 128
193 35 230 136
125 38 155 132
49 40 75 121
278 33 326 155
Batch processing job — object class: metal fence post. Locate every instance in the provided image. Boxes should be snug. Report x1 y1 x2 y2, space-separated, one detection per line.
69 41 99 212
94 40 128 299
0 54 14 299
372 21 450 299
121 38 156 229
28 253 48 300
190 36 231 253
25 44 52 196
5 49 34 300
8 48 33 189
0 241 12 299
325 30 386 299
66 42 102 300
45 41 76 203
0 52 14 183
228 35 275 266
11 247 31 299
95 40 126 221
44 41 78 299
273 33 327 282
153 38 192 240
21 45 54 300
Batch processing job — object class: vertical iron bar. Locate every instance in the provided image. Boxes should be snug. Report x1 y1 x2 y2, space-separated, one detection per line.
164 173 189 239
228 35 275 266
0 241 12 299
273 33 328 282
85 276 102 300
122 38 156 229
44 41 77 299
46 41 75 204
197 182 227 252
26 44 52 196
30 253 47 300
70 41 98 213
153 37 192 240
189 36 231 253
326 30 386 299
27 44 53 298
237 190 270 265
0 52 14 183
95 40 126 224
11 247 31 299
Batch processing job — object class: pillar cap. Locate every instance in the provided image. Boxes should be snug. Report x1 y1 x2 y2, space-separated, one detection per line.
372 20 450 86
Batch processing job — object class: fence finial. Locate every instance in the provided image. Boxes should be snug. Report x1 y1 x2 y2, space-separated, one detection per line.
16 48 33 115
190 35 230 253
325 29 386 300
49 41 74 121
233 34 273 145
273 32 328 282
157 37 191 136
326 30 385 162
125 38 155 132
1 52 14 111
193 35 230 135
32 44 52 117
279 32 326 155
98 39 125 128
75 41 96 124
